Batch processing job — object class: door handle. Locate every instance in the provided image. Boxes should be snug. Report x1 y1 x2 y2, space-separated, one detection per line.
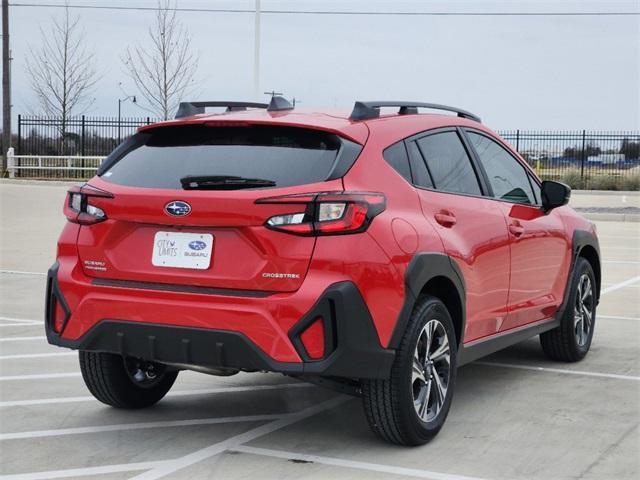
434 211 457 227
508 222 525 237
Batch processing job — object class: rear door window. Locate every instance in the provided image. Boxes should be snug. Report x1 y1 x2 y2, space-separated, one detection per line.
416 131 482 195
406 140 434 188
101 125 345 189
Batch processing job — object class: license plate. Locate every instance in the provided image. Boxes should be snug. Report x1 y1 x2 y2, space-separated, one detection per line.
152 232 214 270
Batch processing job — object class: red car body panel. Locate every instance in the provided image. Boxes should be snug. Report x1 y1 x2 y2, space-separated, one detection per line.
48 107 598 375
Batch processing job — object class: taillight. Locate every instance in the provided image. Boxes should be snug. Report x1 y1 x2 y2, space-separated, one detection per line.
64 184 113 225
257 191 386 236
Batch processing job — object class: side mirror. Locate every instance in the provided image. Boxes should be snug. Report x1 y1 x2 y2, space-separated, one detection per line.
541 180 571 212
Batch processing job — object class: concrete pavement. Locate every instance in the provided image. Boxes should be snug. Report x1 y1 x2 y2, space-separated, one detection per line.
0 181 638 480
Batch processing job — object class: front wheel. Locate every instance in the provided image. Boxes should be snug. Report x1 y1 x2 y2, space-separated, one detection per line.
540 257 597 362
361 295 457 445
79 351 178 408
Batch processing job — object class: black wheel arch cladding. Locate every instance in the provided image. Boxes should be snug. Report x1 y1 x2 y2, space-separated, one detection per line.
389 253 466 351
572 229 601 305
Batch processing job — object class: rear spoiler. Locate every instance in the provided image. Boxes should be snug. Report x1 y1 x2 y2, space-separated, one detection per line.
175 96 294 119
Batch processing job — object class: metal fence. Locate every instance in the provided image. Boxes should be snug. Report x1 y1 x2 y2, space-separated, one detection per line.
499 130 640 190
10 116 640 190
16 115 156 157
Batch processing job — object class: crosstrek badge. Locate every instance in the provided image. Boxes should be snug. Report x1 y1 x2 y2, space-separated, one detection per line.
151 232 214 270
262 272 301 279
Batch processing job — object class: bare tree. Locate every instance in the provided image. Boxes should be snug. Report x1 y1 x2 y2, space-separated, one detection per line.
25 4 97 151
122 1 199 120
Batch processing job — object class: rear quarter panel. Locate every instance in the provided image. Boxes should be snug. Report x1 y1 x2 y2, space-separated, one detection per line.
341 120 446 347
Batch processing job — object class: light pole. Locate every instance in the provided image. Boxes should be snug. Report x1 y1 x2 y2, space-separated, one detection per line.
117 95 136 143
254 0 260 99
3 0 11 173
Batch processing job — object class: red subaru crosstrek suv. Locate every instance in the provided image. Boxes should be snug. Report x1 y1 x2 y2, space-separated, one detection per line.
46 98 600 445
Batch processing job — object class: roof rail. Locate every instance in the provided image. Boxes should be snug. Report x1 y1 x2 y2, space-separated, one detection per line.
349 101 481 123
175 101 269 119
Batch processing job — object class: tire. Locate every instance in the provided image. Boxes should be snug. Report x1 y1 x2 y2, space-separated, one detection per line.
540 257 596 362
361 295 457 445
79 351 178 409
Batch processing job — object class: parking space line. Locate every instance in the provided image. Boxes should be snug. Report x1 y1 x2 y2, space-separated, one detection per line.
0 323 41 327
601 282 640 288
601 275 640 295
0 460 171 480
0 352 76 360
0 317 41 326
0 372 81 381
603 260 640 265
597 235 640 240
0 317 41 324
0 270 46 276
0 413 286 441
599 314 640 321
128 396 350 480
0 336 46 342
475 361 640 381
232 445 487 480
0 383 313 408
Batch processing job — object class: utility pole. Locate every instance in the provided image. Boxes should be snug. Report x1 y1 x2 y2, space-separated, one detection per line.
2 0 10 174
253 0 261 99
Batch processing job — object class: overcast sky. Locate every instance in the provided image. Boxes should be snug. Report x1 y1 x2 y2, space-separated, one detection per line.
6 0 640 129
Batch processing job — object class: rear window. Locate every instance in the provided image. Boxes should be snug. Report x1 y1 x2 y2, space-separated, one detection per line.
100 125 345 189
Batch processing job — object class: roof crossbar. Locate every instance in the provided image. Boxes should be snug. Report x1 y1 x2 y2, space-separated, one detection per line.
175 101 269 119
349 101 481 123
175 95 295 119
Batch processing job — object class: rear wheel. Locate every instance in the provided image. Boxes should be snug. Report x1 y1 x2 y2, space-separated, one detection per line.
79 351 178 408
361 296 457 445
540 257 596 362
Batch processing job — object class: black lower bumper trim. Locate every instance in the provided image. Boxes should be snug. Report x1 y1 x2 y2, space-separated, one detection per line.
46 280 395 380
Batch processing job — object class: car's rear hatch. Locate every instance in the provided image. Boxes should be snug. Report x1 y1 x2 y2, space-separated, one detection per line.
75 123 363 293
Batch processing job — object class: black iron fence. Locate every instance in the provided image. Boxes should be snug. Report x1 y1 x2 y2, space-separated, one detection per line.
499 130 640 190
12 116 640 190
16 115 157 157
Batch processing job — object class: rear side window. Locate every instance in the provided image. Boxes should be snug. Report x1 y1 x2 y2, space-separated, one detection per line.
101 125 345 189
467 131 536 205
383 141 412 182
416 132 481 195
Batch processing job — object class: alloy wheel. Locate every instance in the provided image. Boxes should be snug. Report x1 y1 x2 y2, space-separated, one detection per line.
574 273 594 347
412 319 451 422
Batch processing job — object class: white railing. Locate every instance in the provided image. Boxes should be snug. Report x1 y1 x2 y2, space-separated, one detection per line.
6 148 105 179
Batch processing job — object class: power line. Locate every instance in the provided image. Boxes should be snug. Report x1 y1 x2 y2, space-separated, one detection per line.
8 3 640 16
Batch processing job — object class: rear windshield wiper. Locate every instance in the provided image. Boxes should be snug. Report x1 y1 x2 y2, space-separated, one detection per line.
180 175 277 190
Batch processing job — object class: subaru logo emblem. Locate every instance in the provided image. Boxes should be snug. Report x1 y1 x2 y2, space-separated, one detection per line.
165 201 191 217
188 240 207 251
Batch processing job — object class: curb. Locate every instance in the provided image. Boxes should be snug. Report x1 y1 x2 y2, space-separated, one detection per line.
573 190 640 196
583 212 640 223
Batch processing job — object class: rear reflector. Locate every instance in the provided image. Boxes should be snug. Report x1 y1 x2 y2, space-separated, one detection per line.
299 317 325 360
257 191 385 236
53 299 66 333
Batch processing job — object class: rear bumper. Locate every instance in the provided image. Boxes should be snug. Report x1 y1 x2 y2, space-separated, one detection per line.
45 262 395 379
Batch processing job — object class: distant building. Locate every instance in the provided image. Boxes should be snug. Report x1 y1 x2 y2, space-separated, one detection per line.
587 154 625 164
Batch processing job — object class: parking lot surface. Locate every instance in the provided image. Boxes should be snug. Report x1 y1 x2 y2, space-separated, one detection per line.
1 182 638 480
